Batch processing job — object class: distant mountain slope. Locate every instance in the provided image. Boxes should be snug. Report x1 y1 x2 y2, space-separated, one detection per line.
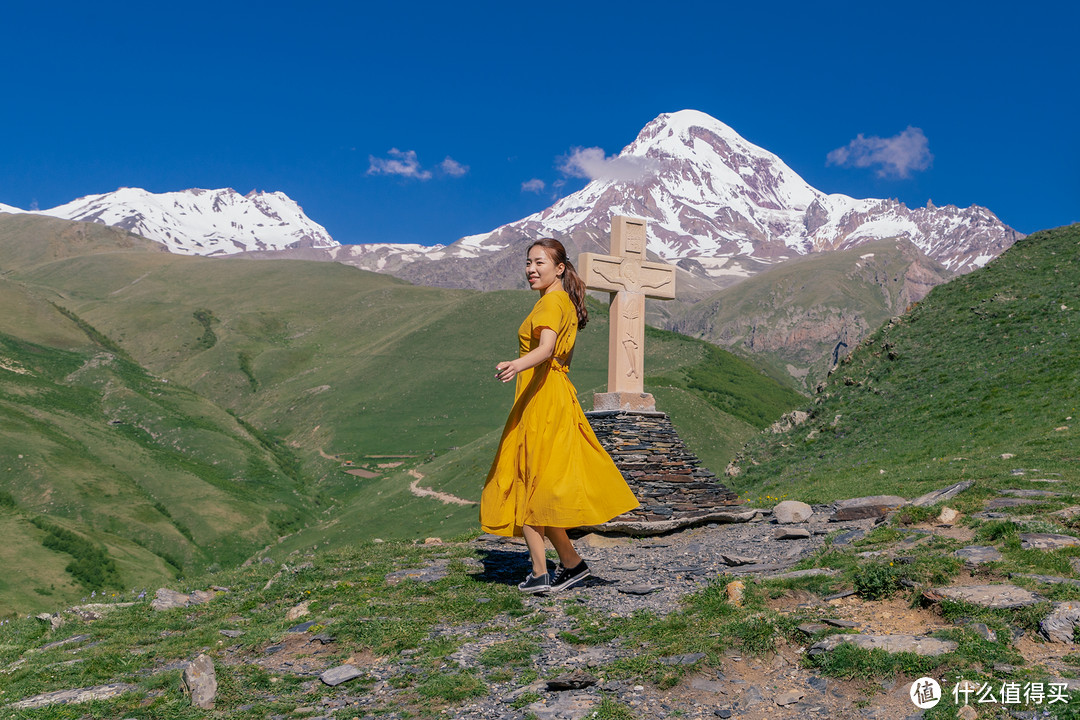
2 187 337 256
728 224 1080 502
320 110 1020 290
667 238 955 388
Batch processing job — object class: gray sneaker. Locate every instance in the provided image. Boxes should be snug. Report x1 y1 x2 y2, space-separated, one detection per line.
518 572 551 593
550 560 590 592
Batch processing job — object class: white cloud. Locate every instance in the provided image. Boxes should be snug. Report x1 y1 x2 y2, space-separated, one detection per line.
521 178 546 193
827 126 933 178
440 157 468 177
367 149 432 180
558 146 660 182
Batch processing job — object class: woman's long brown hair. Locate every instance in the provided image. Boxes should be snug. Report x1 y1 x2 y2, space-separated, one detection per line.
529 238 588 329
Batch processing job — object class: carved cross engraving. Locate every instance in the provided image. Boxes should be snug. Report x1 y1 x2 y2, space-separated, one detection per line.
579 217 676 407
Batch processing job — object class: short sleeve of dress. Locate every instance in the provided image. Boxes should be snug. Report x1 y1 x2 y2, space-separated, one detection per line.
530 294 565 338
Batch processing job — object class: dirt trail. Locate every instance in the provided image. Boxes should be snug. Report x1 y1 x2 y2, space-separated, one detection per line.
407 469 476 506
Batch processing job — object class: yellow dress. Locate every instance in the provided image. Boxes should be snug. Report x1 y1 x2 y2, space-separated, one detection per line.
480 290 640 537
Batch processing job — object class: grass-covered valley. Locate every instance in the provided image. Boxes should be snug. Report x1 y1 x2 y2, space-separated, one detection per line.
0 214 803 617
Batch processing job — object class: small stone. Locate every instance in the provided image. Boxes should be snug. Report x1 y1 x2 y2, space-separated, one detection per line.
798 623 829 636
287 621 316 633
659 652 706 665
219 629 244 638
285 601 311 621
691 677 725 693
618 584 661 595
741 686 764 706
774 528 811 540
968 623 997 641
911 480 975 507
1001 453 1016 459
830 529 865 545
719 553 758 566
320 664 364 686
715 709 733 718
957 705 977 720
830 495 906 521
984 497 1037 509
937 506 961 525
546 669 598 690
808 675 828 691
954 545 1004 567
773 500 813 524
726 580 745 607
35 612 64 631
823 618 858 628
776 690 804 706
181 653 217 710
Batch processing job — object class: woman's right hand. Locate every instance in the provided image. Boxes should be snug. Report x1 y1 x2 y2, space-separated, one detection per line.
495 361 518 383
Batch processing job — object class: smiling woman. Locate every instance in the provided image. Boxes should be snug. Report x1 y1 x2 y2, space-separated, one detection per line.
480 238 639 594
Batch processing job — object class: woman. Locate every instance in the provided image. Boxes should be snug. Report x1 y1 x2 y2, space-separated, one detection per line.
480 238 639 593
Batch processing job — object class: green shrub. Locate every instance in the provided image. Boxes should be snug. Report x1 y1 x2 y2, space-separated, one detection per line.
853 561 900 600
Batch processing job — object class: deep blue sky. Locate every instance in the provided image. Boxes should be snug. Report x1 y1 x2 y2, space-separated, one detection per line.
1 1 1076 244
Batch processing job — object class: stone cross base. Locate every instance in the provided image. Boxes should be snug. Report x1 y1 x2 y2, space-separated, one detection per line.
580 411 744 536
592 391 658 413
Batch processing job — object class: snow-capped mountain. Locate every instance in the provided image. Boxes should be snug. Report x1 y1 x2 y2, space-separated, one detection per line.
2 188 337 256
332 110 1020 289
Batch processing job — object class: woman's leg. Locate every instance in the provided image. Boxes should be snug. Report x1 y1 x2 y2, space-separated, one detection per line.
546 527 583 569
522 525 549 577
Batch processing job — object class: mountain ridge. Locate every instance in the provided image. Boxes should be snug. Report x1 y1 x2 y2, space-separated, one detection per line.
1 187 338 256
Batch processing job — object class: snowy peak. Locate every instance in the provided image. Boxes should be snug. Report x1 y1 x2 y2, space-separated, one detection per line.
383 109 1019 280
13 187 338 256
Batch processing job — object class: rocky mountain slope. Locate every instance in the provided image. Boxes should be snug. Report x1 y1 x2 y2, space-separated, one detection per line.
667 238 957 388
0 187 338 256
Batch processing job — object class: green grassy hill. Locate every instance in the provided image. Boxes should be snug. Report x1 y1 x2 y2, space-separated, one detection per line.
0 215 803 615
667 238 955 389
730 224 1080 503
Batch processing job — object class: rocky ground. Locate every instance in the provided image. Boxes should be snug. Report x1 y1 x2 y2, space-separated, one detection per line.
8 481 1080 719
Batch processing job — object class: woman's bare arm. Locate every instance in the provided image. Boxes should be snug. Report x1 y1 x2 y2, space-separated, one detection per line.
495 328 556 383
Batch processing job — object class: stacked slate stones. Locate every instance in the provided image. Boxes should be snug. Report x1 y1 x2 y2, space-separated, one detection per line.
586 410 740 528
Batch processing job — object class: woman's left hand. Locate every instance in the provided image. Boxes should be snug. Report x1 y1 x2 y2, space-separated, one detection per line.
495 361 518 383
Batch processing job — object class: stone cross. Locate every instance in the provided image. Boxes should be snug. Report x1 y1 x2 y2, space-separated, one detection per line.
579 216 676 412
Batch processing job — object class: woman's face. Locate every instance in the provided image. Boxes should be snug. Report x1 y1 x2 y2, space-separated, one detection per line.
526 246 564 292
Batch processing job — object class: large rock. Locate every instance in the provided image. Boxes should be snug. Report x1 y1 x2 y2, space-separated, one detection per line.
911 480 975 507
830 495 907 521
773 500 813 524
923 584 1044 609
8 683 139 709
1021 533 1080 550
181 654 217 710
808 634 957 657
150 588 191 611
1041 602 1080 643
